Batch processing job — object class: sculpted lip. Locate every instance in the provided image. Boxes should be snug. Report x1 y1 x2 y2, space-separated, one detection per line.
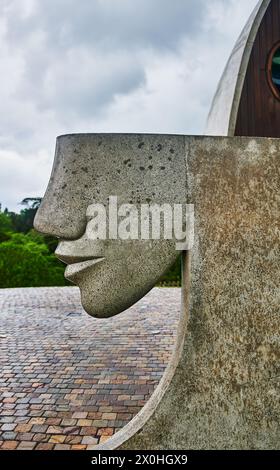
65 258 105 280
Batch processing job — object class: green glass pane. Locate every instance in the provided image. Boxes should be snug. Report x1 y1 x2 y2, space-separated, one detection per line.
271 47 280 93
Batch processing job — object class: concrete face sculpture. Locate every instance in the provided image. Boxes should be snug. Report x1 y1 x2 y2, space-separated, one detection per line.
34 0 280 450
34 134 187 318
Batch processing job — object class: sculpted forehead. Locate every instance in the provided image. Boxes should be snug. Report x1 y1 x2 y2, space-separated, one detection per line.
35 134 187 239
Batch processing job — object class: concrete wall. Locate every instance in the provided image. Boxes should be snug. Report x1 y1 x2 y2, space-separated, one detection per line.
98 136 280 450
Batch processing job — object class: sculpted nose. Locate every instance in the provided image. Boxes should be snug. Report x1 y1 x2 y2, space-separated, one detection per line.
55 239 105 264
34 197 87 240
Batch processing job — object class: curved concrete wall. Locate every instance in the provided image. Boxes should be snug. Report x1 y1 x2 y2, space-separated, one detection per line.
205 0 271 137
96 136 280 450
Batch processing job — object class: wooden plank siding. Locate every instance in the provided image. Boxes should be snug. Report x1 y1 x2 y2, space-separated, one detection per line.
235 0 280 137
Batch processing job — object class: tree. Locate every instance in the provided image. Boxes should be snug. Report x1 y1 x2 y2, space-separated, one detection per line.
0 210 12 243
21 197 42 209
4 197 42 234
0 202 66 288
0 232 66 288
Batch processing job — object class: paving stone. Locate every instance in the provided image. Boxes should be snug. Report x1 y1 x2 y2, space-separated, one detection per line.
88 412 102 419
72 412 88 419
32 433 50 442
63 426 80 435
77 419 92 427
61 419 77 427
91 420 108 428
29 417 46 425
17 441 36 450
81 436 99 445
0 418 14 424
1 424 17 431
97 427 114 436
35 443 54 450
46 426 64 434
17 433 35 441
48 435 66 444
80 427 97 436
54 444 71 450
71 444 87 450
45 418 61 425
0 287 179 448
99 436 111 444
1 441 19 450
117 413 132 421
31 425 48 433
102 413 117 420
64 435 82 445
2 392 14 398
1 432 17 440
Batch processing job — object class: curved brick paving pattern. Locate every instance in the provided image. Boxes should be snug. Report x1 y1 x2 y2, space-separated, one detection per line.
0 287 180 450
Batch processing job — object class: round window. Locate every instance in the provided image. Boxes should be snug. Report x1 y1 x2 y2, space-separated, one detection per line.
268 44 280 99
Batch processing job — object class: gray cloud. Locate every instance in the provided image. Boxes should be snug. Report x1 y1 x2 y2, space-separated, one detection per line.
4 0 206 50
0 0 258 211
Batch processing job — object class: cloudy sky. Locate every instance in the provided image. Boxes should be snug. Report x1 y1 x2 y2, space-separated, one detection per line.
0 0 258 212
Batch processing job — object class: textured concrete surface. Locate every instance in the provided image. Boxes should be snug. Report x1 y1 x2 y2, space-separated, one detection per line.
98 136 280 450
33 132 280 450
35 134 186 319
205 0 270 136
0 287 180 450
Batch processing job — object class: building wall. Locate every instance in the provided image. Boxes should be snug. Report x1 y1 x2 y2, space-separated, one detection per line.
235 0 280 137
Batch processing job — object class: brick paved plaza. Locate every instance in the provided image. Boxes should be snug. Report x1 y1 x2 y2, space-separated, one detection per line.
0 287 180 450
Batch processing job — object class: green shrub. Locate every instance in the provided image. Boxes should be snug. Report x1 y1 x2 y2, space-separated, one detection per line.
157 256 181 287
0 212 13 243
0 233 66 288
